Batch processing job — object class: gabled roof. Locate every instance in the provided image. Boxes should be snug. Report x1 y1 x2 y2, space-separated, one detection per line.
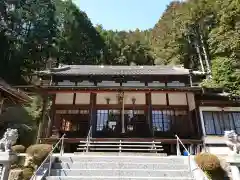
0 78 31 103
38 65 190 76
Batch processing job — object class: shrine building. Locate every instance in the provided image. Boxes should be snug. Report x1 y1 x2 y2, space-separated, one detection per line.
34 65 240 154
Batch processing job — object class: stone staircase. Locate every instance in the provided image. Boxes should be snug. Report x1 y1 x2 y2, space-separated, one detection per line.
44 153 196 180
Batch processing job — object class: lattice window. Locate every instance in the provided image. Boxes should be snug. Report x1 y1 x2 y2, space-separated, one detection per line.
203 111 240 135
96 110 120 131
152 110 188 132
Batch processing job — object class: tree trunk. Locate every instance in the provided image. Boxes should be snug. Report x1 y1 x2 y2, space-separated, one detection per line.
36 96 47 144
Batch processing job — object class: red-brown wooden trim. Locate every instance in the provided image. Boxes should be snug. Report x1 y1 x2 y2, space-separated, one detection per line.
40 137 202 144
166 93 169 106
55 104 91 109
43 88 201 94
197 101 240 107
151 105 188 110
54 104 188 110
73 93 76 105
96 104 147 110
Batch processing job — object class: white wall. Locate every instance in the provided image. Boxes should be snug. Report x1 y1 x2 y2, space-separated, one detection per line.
96 92 118 104
124 92 146 105
55 93 74 104
168 92 187 105
75 93 90 104
151 93 167 105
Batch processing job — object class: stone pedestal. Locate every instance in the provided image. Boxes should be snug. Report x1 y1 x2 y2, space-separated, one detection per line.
226 154 240 180
0 152 17 180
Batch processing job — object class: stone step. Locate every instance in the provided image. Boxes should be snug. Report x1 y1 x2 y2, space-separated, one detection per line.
80 148 163 152
50 162 189 170
72 152 168 156
46 176 195 180
78 144 163 148
80 141 162 144
50 169 192 177
55 155 186 164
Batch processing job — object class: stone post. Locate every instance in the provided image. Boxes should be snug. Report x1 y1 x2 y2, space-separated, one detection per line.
0 152 17 180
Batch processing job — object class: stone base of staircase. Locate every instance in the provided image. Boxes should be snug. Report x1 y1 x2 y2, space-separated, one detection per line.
44 154 195 180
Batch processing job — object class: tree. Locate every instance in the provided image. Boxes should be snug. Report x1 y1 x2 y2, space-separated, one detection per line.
54 0 105 65
151 0 240 95
97 26 155 65
0 0 57 83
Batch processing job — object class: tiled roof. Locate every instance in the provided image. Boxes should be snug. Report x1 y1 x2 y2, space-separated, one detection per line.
0 78 31 103
38 65 190 76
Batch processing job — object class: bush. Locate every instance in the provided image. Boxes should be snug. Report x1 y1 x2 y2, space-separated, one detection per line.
12 145 26 153
26 144 52 165
195 153 226 180
21 167 34 180
195 153 221 171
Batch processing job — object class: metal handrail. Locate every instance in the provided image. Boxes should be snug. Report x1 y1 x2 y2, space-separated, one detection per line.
86 126 92 152
175 135 191 172
30 134 66 180
175 135 190 155
175 135 209 180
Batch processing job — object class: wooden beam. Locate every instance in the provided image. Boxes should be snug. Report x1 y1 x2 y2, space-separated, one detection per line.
39 137 202 144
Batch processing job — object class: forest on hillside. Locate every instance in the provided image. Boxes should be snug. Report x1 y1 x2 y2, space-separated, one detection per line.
0 0 239 95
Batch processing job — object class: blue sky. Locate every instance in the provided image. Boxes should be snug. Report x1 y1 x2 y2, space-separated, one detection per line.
74 0 174 31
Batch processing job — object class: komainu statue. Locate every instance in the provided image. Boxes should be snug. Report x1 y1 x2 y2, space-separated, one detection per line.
0 128 18 152
224 130 240 154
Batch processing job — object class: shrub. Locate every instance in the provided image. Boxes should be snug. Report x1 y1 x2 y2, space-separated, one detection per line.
21 167 34 180
26 144 52 165
12 145 26 153
195 153 227 180
195 153 221 171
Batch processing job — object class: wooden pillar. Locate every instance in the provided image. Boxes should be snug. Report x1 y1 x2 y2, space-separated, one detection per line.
146 92 153 136
90 92 96 137
186 93 194 136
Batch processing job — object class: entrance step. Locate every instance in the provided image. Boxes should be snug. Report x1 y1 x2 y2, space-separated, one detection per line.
50 169 192 177
77 140 163 153
50 162 188 170
73 152 167 156
46 176 195 180
44 154 194 180
53 155 187 164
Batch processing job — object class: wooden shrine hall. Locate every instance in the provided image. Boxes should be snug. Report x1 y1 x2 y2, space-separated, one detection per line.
36 65 206 152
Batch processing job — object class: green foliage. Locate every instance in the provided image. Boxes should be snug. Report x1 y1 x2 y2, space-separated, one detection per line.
20 167 35 180
24 96 43 121
26 144 52 165
54 0 105 65
0 0 239 95
201 57 240 95
0 104 38 147
151 0 240 95
96 26 155 65
12 145 26 153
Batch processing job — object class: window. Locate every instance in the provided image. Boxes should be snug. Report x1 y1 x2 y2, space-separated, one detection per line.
96 110 109 131
202 111 240 135
59 110 89 131
152 110 188 132
96 110 120 131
